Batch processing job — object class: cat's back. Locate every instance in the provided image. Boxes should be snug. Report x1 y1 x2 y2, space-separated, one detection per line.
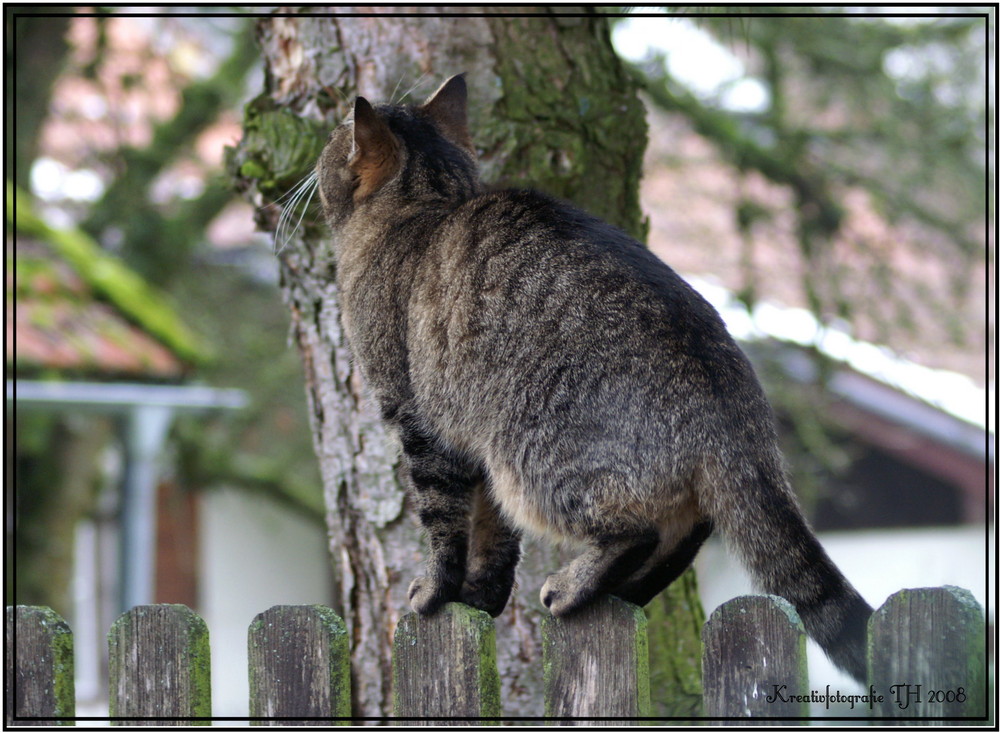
411 187 765 422
443 188 718 316
427 188 741 364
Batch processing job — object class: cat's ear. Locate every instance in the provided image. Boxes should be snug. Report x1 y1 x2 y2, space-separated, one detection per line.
350 96 400 201
420 73 475 156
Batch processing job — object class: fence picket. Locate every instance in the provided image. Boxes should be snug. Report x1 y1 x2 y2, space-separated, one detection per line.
868 586 986 721
702 595 808 724
5 606 75 726
541 594 649 724
392 602 500 724
248 605 351 725
6 583 989 724
107 604 211 725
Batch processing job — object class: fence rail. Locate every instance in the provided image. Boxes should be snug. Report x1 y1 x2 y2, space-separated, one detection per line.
5 587 988 725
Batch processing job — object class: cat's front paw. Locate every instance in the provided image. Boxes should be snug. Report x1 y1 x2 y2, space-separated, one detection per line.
407 575 454 615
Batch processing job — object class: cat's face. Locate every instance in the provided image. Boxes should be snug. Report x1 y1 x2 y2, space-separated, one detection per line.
316 74 479 231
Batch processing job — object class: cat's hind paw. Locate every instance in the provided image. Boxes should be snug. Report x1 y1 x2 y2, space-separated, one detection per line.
540 572 595 618
407 575 455 615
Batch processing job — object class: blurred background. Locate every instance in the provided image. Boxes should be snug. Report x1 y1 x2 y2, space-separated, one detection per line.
5 6 993 720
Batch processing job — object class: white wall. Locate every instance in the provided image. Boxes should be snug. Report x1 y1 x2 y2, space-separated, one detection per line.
696 525 992 718
199 487 334 722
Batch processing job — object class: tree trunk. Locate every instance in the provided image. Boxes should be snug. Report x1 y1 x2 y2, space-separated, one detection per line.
13 413 112 619
236 8 704 718
5 8 73 190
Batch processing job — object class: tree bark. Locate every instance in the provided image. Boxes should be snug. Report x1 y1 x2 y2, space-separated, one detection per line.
237 8 704 717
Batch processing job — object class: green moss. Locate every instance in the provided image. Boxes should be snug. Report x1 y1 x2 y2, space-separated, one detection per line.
180 606 213 723
869 587 987 718
392 604 500 722
312 605 353 723
481 16 648 242
450 603 502 721
767 595 809 716
540 613 554 719
541 596 651 719
437 603 501 720
614 596 651 718
248 606 351 724
107 605 212 723
644 569 705 719
240 160 268 179
229 97 329 200
9 183 211 366
32 607 76 724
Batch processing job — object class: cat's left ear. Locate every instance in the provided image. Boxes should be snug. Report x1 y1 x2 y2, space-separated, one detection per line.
350 96 400 202
420 73 475 156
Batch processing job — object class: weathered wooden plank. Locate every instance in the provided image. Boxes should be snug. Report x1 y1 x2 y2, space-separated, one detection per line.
248 605 351 725
5 606 75 726
542 595 649 725
869 586 986 722
702 595 808 724
108 604 211 725
392 602 500 724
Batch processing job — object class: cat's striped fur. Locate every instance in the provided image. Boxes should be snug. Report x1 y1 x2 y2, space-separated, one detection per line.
314 75 872 681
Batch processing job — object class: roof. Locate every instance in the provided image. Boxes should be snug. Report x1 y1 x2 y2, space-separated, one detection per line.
7 184 211 379
688 275 990 437
9 237 185 378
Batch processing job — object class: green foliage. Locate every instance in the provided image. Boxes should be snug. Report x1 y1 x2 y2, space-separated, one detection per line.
80 18 259 285
9 14 325 627
12 412 114 618
630 9 986 334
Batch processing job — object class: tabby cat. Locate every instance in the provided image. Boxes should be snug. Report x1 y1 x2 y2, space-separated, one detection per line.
312 74 873 682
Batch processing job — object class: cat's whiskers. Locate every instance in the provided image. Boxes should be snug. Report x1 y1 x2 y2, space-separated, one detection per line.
262 169 317 210
273 169 319 254
323 83 350 107
396 71 429 104
388 73 406 106
277 173 318 251
286 176 320 249
273 180 303 252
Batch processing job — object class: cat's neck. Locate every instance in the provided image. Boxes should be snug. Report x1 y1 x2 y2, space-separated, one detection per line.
332 198 449 276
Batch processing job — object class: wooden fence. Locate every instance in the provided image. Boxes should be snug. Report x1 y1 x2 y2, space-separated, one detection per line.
5 587 989 725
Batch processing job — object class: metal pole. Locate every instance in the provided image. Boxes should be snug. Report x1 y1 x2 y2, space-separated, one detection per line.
118 404 174 614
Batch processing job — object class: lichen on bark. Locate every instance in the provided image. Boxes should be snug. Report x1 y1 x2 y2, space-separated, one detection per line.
482 15 648 241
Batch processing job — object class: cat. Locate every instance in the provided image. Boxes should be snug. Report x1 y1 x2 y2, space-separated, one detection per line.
313 74 873 682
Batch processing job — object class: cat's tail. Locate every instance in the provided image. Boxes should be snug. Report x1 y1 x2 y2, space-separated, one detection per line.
706 458 873 683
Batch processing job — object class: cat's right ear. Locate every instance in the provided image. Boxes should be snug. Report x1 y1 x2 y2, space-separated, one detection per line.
420 74 475 156
350 96 400 202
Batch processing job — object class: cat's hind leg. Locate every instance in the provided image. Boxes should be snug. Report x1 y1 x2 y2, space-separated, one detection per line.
399 417 480 615
540 528 659 617
460 484 522 616
612 520 713 606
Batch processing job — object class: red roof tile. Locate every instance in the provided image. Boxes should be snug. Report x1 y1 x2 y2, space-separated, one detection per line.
8 237 186 379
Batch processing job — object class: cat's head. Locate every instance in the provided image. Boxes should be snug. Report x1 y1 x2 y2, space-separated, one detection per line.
316 74 479 229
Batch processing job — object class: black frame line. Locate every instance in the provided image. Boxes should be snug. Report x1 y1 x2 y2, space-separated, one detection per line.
5 2 994 726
